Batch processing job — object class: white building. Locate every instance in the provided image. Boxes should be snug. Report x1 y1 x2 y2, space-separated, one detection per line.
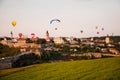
53 37 65 44
105 36 110 44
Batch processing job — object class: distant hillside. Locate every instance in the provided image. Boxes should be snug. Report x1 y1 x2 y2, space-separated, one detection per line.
0 57 120 80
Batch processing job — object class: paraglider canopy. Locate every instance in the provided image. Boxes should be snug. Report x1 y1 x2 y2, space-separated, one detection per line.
50 19 61 24
11 21 16 27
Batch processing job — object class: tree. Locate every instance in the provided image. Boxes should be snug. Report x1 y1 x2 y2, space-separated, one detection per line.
61 45 70 53
41 50 61 61
36 39 46 44
13 53 40 67
0 43 20 58
26 38 33 43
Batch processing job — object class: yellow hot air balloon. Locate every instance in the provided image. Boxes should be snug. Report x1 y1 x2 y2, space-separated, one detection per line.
11 21 16 27
96 26 98 29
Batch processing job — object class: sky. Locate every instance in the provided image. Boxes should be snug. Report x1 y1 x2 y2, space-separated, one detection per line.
0 0 120 38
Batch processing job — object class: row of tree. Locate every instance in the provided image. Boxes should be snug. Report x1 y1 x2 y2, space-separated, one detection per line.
0 43 20 58
52 44 101 54
12 51 62 67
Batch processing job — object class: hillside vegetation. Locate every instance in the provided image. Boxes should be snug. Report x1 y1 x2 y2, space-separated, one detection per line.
0 57 120 80
0 43 20 58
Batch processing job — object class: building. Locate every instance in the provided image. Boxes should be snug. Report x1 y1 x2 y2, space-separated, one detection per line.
46 30 50 42
53 37 66 44
109 48 119 54
10 31 13 38
0 37 13 47
105 36 110 44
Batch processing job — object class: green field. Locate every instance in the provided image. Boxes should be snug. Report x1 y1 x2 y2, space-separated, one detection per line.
0 57 120 80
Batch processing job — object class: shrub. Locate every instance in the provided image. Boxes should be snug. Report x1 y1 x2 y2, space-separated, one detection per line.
41 51 62 61
13 53 40 67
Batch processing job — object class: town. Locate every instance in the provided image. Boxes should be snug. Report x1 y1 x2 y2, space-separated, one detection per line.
0 31 120 69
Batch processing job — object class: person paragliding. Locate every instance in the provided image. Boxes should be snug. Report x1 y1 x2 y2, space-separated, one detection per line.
50 19 61 31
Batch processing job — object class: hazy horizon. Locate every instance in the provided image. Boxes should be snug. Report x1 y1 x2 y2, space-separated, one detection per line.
0 0 120 38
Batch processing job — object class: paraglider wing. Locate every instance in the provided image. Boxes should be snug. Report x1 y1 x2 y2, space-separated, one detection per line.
50 19 61 24
12 21 16 27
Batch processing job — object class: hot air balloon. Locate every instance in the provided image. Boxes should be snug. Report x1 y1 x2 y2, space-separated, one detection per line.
11 21 16 27
97 32 99 34
102 28 104 31
80 30 83 33
50 19 61 24
55 28 57 30
31 33 35 38
96 26 98 29
18 33 22 38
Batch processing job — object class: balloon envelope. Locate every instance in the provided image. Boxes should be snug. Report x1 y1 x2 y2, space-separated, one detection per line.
102 28 104 31
96 26 98 29
80 30 83 33
31 33 35 38
19 33 22 38
97 32 99 34
12 21 16 27
55 28 57 30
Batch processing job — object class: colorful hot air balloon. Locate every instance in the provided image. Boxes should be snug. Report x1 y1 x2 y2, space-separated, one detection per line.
18 33 22 38
97 32 99 34
80 30 83 33
31 33 35 38
55 28 57 30
96 26 98 29
11 21 16 27
102 28 104 31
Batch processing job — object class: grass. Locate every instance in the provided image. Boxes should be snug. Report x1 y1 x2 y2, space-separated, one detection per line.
0 57 120 80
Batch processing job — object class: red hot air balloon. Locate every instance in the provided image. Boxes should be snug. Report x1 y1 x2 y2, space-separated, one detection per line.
97 32 99 34
31 33 35 38
18 33 22 38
